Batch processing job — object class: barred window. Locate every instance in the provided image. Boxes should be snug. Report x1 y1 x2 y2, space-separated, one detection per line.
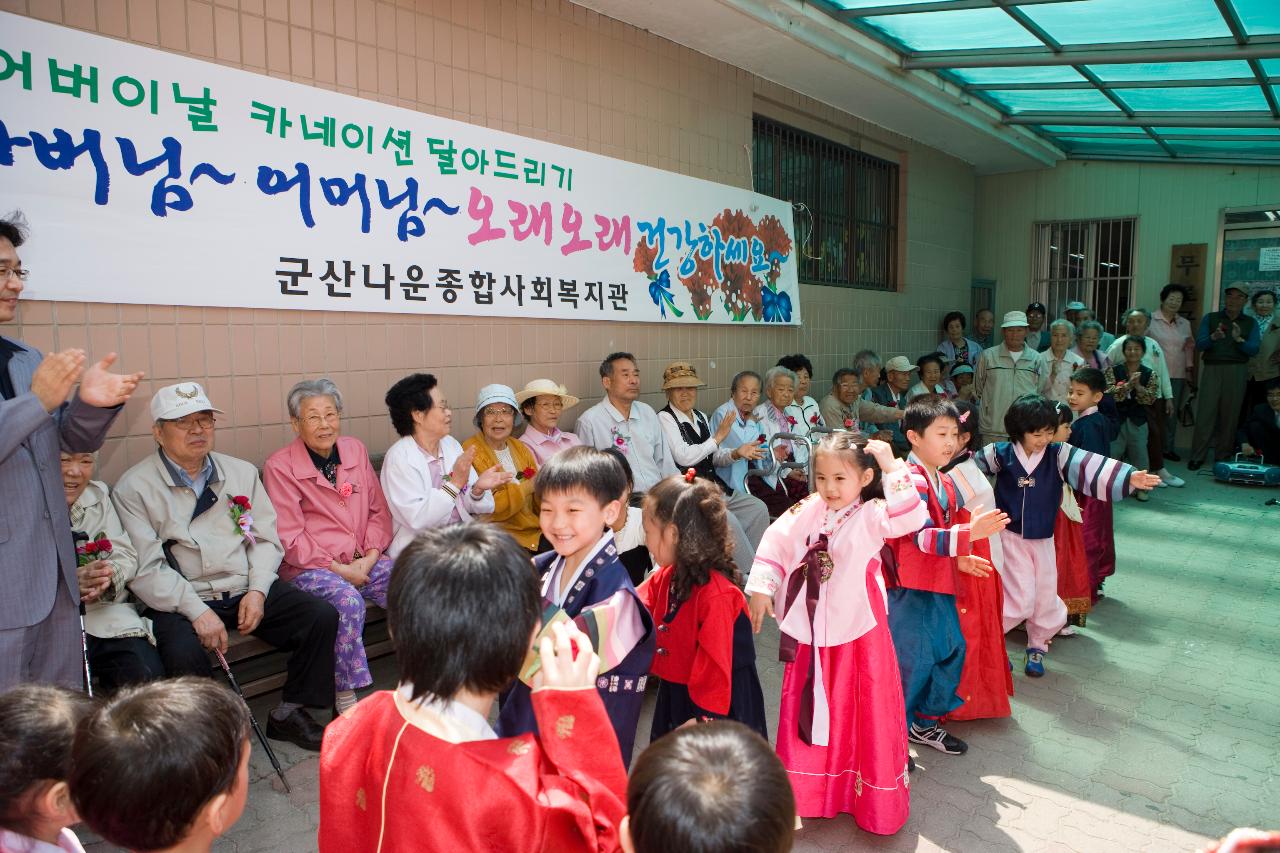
752 116 900 291
1032 218 1136 335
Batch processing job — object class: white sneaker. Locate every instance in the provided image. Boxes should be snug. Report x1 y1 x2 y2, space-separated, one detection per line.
1058 625 1077 637
1155 478 1169 488
1157 469 1185 488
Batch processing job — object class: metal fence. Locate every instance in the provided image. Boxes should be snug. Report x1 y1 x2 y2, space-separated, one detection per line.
752 116 899 291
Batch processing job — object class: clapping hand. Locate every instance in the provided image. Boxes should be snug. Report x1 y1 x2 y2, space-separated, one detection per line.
450 446 477 485
957 555 994 578
78 352 144 409
31 349 86 413
970 508 1010 540
532 621 599 691
474 464 514 492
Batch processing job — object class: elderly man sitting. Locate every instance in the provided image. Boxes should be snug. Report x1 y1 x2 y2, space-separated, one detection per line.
113 382 338 750
819 367 903 434
263 378 394 717
62 449 165 691
867 356 916 455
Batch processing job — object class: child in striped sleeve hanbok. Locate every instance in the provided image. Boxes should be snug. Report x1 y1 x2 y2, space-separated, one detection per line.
975 395 1159 677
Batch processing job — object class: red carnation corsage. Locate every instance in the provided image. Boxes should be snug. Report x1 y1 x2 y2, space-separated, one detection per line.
517 466 537 481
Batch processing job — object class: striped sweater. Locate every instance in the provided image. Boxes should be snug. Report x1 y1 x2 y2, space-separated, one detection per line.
975 441 1138 539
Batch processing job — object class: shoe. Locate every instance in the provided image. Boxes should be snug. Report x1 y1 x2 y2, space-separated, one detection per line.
1165 451 1182 462
1024 648 1046 677
1058 625 1077 637
908 755 916 773
1155 478 1169 488
1187 460 1202 471
1157 469 1185 487
1135 490 1150 502
266 708 326 751
908 722 968 755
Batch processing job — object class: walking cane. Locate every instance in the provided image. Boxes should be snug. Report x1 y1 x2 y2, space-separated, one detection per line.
162 541 291 793
71 531 94 698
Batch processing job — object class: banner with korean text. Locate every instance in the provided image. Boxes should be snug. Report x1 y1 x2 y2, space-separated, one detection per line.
0 13 801 326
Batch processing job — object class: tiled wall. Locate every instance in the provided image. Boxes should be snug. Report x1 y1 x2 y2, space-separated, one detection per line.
4 0 977 482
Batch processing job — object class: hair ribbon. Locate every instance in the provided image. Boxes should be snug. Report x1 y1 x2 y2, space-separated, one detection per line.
684 468 697 483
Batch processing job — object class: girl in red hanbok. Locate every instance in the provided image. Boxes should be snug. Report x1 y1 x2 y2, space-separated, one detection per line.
746 434 928 837
941 402 1014 721
636 471 768 741
1051 401 1092 628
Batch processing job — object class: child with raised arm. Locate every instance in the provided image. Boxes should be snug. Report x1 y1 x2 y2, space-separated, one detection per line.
888 397 1009 754
320 524 628 852
976 394 1159 677
497 446 655 765
746 434 926 837
0 685 93 853
636 471 767 741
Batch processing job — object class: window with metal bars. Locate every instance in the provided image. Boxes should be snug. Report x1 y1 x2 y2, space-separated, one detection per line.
752 116 899 291
1031 218 1137 335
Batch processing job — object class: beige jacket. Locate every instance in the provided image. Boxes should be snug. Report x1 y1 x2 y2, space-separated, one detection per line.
112 450 283 622
71 480 153 643
1248 323 1280 382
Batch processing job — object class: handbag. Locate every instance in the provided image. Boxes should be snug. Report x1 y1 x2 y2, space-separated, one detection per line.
1179 390 1197 428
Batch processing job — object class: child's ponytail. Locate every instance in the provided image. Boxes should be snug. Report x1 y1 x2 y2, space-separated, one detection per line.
646 474 737 600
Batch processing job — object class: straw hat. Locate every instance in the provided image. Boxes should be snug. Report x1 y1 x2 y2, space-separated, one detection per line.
514 379 580 409
661 361 706 390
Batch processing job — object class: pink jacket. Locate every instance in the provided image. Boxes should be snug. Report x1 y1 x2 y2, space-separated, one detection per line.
262 436 393 581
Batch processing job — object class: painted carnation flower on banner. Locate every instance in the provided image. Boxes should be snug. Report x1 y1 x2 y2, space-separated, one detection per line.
631 208 794 322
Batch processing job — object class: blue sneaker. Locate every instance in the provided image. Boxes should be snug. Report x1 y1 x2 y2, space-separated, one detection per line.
1024 648 1046 677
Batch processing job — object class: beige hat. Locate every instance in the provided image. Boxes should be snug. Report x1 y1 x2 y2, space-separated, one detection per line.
1002 310 1030 328
661 361 706 390
883 356 918 374
514 378 580 409
151 382 224 421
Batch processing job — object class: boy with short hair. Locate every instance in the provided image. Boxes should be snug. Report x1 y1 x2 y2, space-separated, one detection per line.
888 397 1008 756
1068 368 1121 602
976 394 1159 676
622 721 795 853
497 446 656 765
320 524 629 851
69 678 251 853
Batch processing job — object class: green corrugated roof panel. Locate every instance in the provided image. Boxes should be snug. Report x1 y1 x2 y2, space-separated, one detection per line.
1118 85 1272 111
861 7 1044 51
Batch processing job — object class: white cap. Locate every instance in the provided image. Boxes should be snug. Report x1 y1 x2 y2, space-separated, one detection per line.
151 382 224 421
1001 310 1030 328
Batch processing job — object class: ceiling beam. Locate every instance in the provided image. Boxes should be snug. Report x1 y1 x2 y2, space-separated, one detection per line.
838 0 1075 17
965 76 1267 90
1067 153 1280 166
902 36 1280 68
1006 112 1280 127
1044 131 1280 141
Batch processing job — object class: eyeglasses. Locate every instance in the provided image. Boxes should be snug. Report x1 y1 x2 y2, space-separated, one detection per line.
165 415 215 432
483 406 516 419
0 267 29 282
301 412 340 427
534 399 564 411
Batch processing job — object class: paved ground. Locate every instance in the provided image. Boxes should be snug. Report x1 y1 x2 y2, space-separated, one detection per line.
83 460 1278 852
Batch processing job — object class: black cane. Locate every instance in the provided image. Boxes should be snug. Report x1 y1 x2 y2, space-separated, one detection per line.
162 540 290 793
71 531 94 698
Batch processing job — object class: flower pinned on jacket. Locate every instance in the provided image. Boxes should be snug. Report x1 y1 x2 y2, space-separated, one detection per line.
228 496 255 545
756 434 767 444
338 482 355 499
516 466 537 481
610 426 630 454
74 531 113 567
844 418 854 429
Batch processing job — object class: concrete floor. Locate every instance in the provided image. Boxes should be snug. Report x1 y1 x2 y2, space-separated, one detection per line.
83 461 1279 852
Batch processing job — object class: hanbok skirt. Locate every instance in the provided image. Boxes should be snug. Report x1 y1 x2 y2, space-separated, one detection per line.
776 572 909 836
946 539 1012 721
1055 507 1092 623
1080 495 1116 601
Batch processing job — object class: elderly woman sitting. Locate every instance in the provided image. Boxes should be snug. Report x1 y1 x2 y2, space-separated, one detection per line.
263 378 394 716
750 365 810 516
909 352 955 400
777 353 825 433
516 379 583 465
380 373 511 559
463 384 544 554
655 361 770 570
62 450 165 691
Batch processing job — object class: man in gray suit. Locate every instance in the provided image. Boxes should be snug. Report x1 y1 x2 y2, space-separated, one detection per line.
0 213 144 691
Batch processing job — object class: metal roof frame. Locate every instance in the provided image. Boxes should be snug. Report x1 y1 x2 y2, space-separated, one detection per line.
818 0 1280 164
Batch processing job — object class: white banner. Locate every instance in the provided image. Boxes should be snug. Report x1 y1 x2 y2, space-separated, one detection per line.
0 12 801 326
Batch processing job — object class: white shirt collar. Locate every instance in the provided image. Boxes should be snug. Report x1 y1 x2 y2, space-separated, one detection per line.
396 683 496 741
1012 440 1046 472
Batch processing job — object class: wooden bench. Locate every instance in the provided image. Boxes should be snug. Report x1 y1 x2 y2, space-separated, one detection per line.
213 450 394 699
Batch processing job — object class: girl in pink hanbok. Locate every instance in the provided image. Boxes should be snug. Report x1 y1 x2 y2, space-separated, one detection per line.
747 433 929 836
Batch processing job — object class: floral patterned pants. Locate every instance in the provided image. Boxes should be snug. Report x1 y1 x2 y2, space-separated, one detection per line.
292 557 393 692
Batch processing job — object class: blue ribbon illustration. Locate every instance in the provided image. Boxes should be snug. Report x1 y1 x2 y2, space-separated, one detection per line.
762 287 792 323
648 269 684 318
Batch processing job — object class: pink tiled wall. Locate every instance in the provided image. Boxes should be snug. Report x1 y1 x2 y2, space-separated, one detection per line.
4 0 977 482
